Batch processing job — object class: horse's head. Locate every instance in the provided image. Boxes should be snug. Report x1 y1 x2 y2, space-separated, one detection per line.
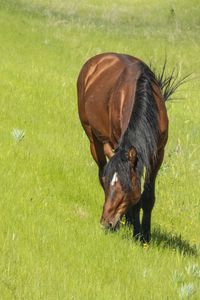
100 148 141 230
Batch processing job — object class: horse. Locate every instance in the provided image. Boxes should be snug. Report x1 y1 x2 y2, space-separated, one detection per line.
77 52 185 242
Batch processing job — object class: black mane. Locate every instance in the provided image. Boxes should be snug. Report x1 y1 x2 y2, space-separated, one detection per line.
104 60 187 191
104 62 161 191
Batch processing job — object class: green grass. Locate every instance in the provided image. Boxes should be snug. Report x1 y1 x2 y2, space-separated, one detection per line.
0 0 200 299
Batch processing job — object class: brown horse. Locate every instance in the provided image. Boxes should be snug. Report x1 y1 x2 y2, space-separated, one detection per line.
77 53 183 242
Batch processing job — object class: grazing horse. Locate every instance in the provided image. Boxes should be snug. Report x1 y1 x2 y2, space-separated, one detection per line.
77 53 183 242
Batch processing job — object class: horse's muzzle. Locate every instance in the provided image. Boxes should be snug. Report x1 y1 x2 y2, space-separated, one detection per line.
100 214 121 231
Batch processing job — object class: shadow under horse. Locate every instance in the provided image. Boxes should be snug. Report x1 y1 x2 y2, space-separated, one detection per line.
152 226 198 256
77 52 186 242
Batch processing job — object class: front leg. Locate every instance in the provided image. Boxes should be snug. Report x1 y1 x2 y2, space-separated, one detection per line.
141 182 155 243
141 149 164 243
125 200 141 239
133 201 141 239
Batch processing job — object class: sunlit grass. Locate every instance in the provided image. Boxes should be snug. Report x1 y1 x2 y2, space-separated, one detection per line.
0 0 199 299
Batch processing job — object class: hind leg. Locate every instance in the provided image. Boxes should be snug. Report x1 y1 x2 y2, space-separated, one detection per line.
141 148 165 242
90 139 107 187
83 124 107 187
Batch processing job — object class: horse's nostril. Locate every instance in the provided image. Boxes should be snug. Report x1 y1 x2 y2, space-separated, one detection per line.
100 217 114 230
108 222 113 228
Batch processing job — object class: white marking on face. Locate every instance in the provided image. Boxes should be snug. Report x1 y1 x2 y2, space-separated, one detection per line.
111 172 118 186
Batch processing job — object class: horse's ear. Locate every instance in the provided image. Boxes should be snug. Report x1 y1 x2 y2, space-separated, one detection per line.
128 147 137 164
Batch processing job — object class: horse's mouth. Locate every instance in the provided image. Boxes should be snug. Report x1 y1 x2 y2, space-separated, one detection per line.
100 214 121 231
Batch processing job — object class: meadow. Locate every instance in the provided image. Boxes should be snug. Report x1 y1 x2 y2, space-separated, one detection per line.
0 0 200 299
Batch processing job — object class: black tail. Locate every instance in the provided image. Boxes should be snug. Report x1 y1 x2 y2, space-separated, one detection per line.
155 59 190 101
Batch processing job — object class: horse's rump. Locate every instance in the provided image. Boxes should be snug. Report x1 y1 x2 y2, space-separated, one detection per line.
77 53 142 149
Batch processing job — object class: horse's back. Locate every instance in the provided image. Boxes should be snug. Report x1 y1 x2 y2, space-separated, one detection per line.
77 53 142 148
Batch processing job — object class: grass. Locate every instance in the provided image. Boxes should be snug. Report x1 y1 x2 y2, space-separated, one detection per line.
0 0 200 299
